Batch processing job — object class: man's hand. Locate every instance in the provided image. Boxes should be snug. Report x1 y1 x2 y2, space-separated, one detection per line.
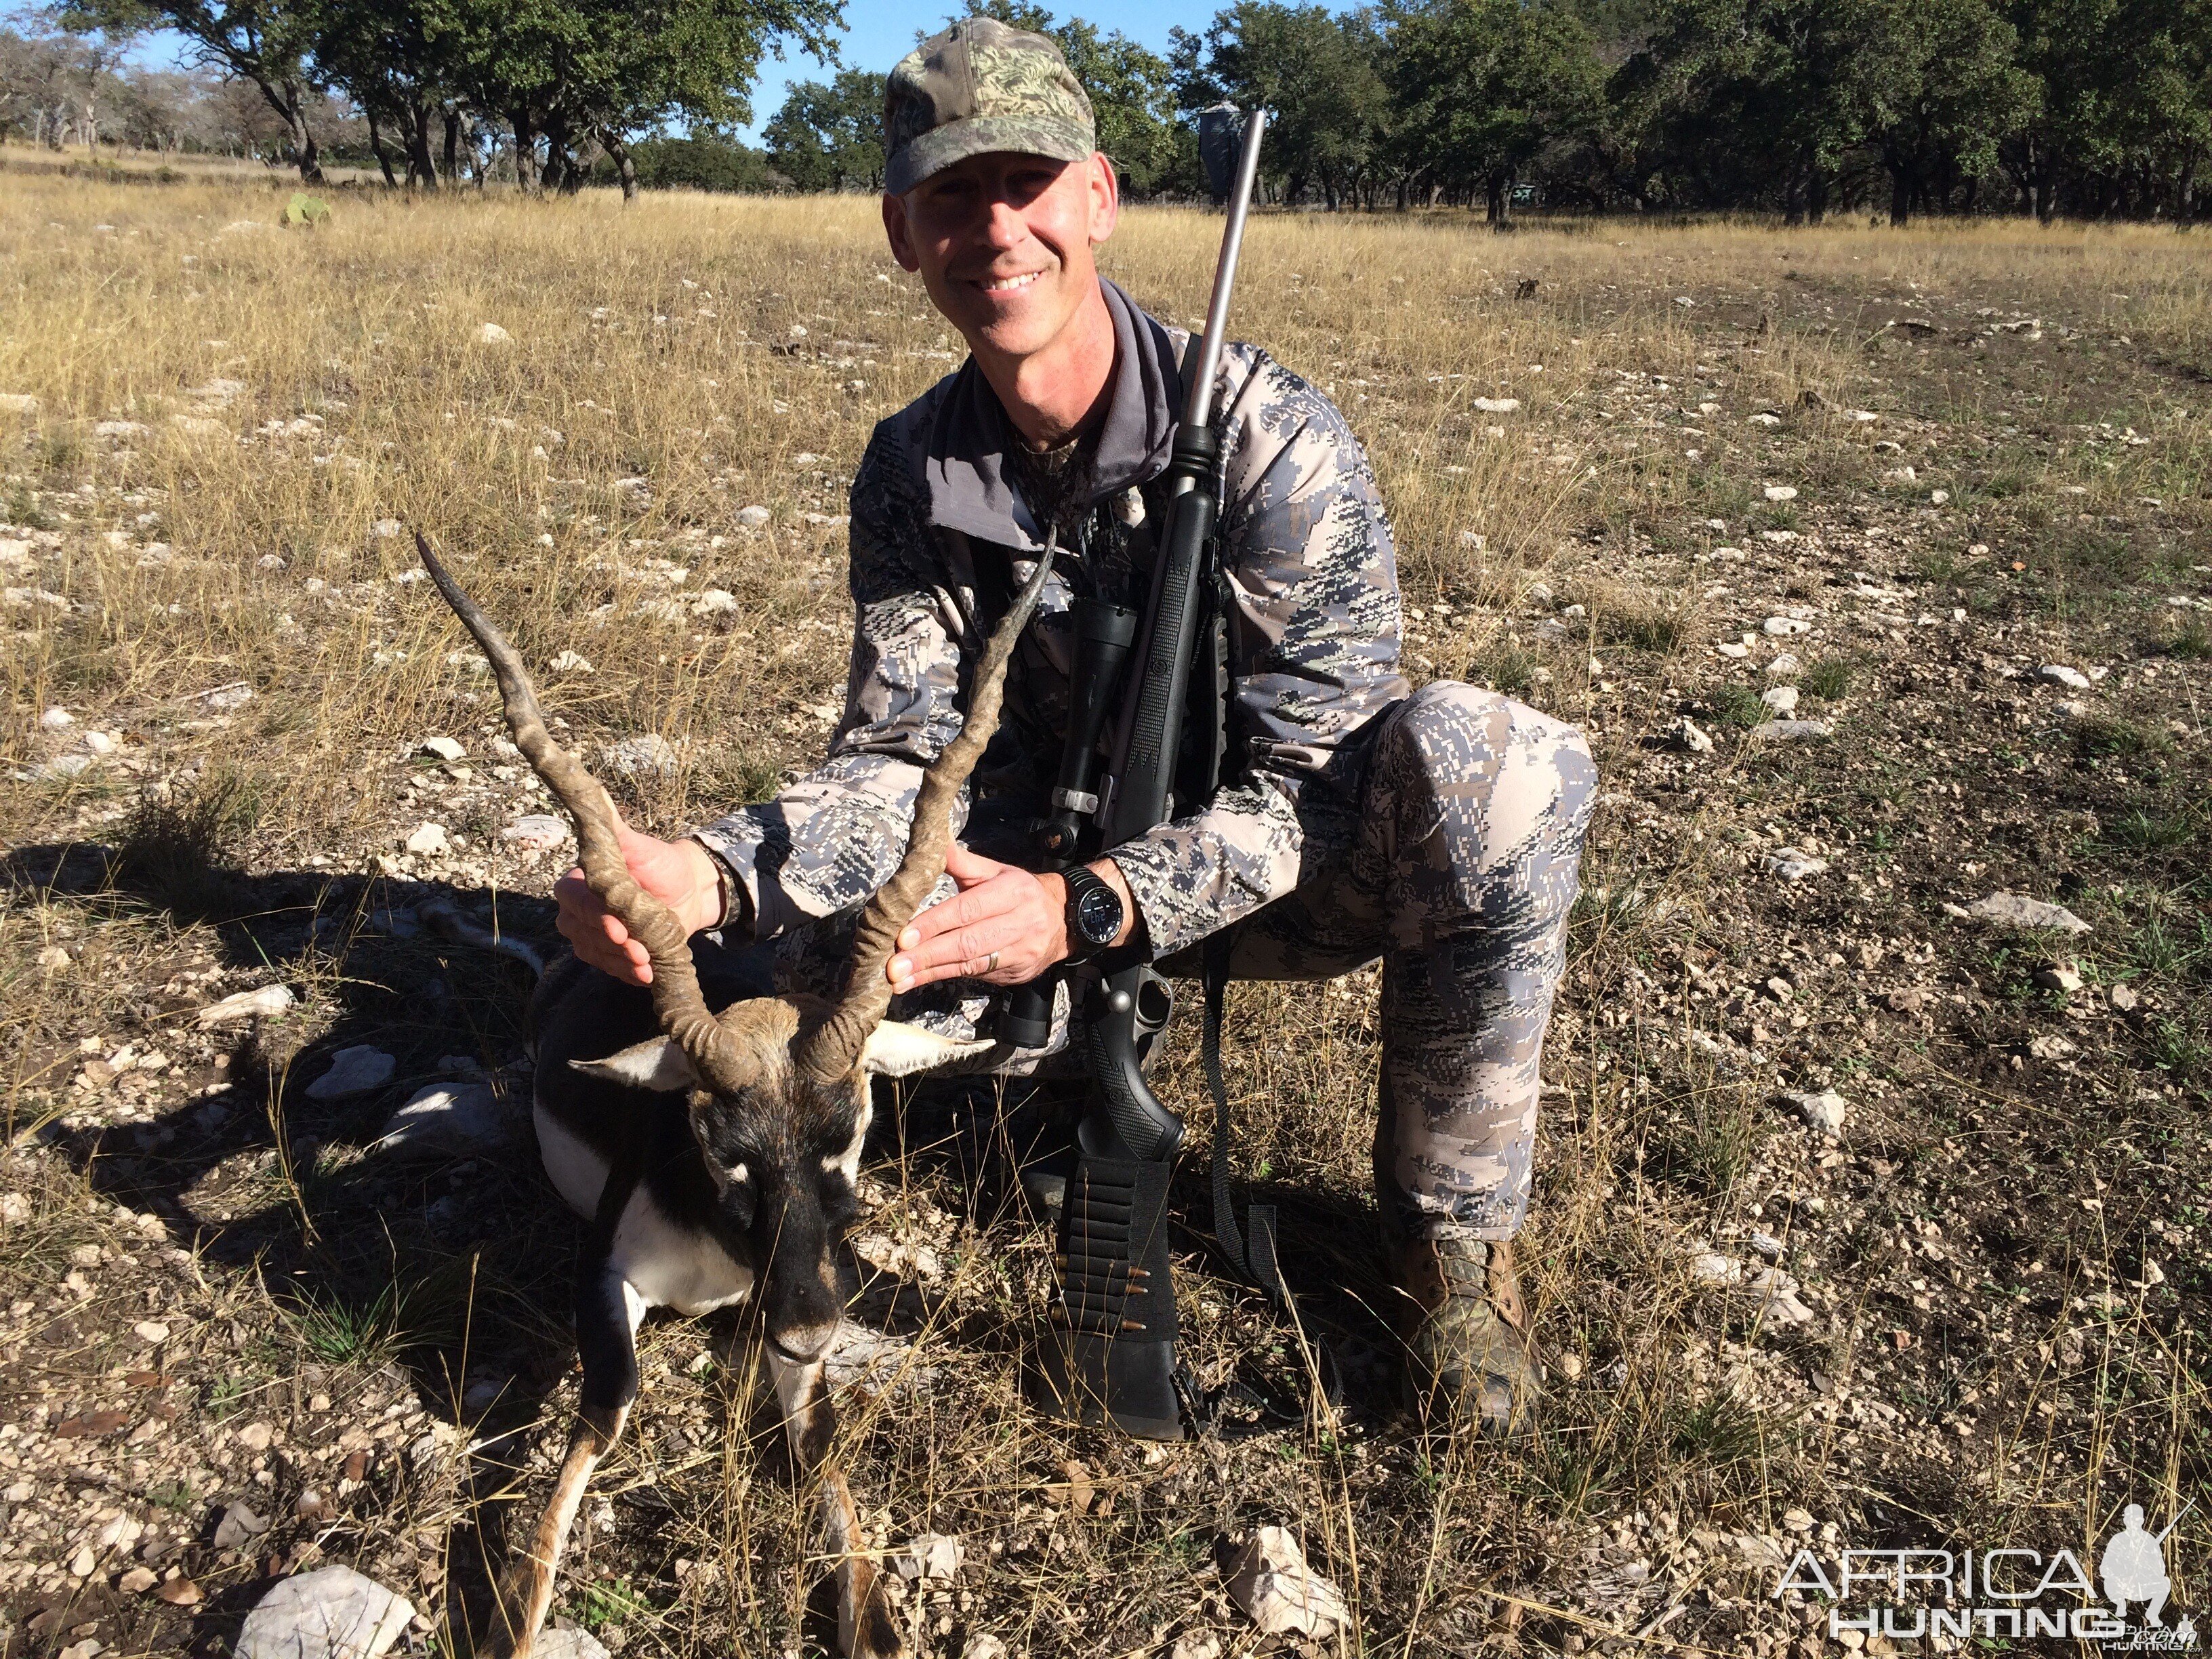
555 821 726 987
888 844 1134 996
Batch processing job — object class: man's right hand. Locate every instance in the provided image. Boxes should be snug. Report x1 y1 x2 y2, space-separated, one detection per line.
554 823 728 986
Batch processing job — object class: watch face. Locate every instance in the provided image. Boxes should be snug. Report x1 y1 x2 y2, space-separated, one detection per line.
1074 883 1121 946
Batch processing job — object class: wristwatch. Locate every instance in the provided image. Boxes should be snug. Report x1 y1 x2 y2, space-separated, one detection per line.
1061 865 1124 962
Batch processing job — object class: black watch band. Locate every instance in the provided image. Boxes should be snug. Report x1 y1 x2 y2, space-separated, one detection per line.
1062 865 1124 963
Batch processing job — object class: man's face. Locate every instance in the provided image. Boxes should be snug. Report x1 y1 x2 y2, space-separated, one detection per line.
883 150 1118 361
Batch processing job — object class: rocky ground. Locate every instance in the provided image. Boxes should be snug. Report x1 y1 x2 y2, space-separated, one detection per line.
0 182 2207 1658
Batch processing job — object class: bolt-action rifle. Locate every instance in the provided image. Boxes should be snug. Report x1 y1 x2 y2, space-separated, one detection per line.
1025 108 1268 1439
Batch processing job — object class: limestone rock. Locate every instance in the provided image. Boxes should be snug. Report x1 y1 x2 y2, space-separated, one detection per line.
306 1046 396 1101
1748 719 1832 742
214 1501 271 1549
418 736 465 762
548 650 594 674
502 814 571 851
375 1083 514 1155
1761 615 1811 636
475 323 512 346
1225 1526 1351 1639
1673 716 1715 754
1780 1088 1848 1134
237 1565 414 1659
198 985 295 1026
39 705 73 730
404 822 449 857
601 734 678 777
1763 848 1828 882
1963 893 2091 935
1471 396 1520 413
2038 663 2091 691
736 505 771 528
1763 485 1799 501
533 1631 611 1659
1761 685 1799 716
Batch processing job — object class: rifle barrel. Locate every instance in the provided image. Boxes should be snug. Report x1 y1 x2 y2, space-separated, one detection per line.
1183 108 1267 432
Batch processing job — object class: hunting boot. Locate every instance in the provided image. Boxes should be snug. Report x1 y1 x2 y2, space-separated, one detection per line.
1389 1233 1541 1434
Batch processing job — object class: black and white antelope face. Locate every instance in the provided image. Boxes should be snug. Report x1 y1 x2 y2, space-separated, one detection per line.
573 1006 983 1361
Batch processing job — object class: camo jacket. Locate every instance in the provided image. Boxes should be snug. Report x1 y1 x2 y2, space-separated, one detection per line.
694 278 1410 962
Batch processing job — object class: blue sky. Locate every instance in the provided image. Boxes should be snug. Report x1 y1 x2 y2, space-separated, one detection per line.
112 0 1197 146
739 0 1195 141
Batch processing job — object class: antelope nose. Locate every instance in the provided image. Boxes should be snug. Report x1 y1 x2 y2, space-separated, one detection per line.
769 1321 839 1364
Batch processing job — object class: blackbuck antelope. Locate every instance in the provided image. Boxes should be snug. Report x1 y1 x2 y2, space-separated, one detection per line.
413 531 1052 1659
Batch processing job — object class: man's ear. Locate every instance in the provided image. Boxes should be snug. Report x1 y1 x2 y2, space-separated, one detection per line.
1087 150 1120 246
570 1036 699 1092
882 191 921 272
860 1021 994 1079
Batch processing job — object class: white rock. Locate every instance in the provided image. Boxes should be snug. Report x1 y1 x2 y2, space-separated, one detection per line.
1761 686 1799 716
2038 663 2091 691
40 705 74 731
1748 719 1832 741
474 323 512 346
548 650 594 674
893 1532 964 1582
405 822 449 857
533 1633 610 1659
1691 1251 1743 1284
1930 489 1950 505
689 588 739 617
133 1320 171 1344
1168 1636 1221 1659
821 1321 937 1396
736 505 771 528
601 734 678 777
503 814 571 851
1471 396 1520 413
1780 1088 1848 1134
1965 893 2091 935
306 1046 396 1101
1225 1527 1351 1639
1762 1290 1817 1326
1717 640 1750 658
1673 716 1715 754
1746 412 1782 426
0 394 40 415
1762 615 1811 636
1763 485 1799 501
237 1565 415 1659
371 518 401 539
418 736 465 762
375 1084 513 1155
960 1637 1010 1659
1763 848 1828 882
36 945 70 971
792 451 823 466
1765 653 1801 678
96 419 149 438
198 985 296 1026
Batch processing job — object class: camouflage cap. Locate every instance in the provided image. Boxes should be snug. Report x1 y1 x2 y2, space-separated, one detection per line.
883 16 1095 197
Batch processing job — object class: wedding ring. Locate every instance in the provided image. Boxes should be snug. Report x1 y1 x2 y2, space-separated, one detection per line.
983 951 1000 974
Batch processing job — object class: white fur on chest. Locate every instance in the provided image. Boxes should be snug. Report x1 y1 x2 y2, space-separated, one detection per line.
533 1102 754 1318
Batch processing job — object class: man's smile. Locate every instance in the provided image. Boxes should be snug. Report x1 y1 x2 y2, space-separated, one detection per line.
972 269 1048 294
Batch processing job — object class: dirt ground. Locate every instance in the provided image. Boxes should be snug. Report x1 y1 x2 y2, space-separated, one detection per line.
0 176 2206 1658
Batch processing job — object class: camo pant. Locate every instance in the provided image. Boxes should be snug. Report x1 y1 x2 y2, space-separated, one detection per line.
707 682 1595 1242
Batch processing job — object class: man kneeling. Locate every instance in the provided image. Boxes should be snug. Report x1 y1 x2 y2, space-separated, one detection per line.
552 17 1596 1435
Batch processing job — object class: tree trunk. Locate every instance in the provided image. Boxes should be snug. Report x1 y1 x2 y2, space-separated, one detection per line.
443 108 460 182
602 130 638 202
1888 163 1910 226
513 112 537 191
1486 172 1510 225
274 79 323 183
406 101 438 188
368 109 398 188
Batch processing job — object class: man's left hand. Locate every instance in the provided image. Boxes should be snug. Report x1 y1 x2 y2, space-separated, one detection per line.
888 844 1131 995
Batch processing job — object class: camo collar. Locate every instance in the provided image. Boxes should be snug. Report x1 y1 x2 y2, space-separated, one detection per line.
918 276 1183 552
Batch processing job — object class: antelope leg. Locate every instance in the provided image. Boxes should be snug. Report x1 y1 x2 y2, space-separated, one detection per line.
484 1265 644 1659
769 1350 905 1659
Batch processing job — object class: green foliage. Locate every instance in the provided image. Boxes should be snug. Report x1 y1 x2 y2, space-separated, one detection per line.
282 190 331 225
766 68 886 191
592 134 785 192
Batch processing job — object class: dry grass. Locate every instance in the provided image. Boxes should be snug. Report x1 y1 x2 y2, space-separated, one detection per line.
1 171 2208 1658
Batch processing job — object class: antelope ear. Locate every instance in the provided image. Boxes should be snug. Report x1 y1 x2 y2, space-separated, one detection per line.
570 1036 700 1092
859 1021 994 1079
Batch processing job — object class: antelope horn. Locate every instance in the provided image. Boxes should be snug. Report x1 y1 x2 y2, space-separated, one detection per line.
414 531 752 1094
798 537 1057 1086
